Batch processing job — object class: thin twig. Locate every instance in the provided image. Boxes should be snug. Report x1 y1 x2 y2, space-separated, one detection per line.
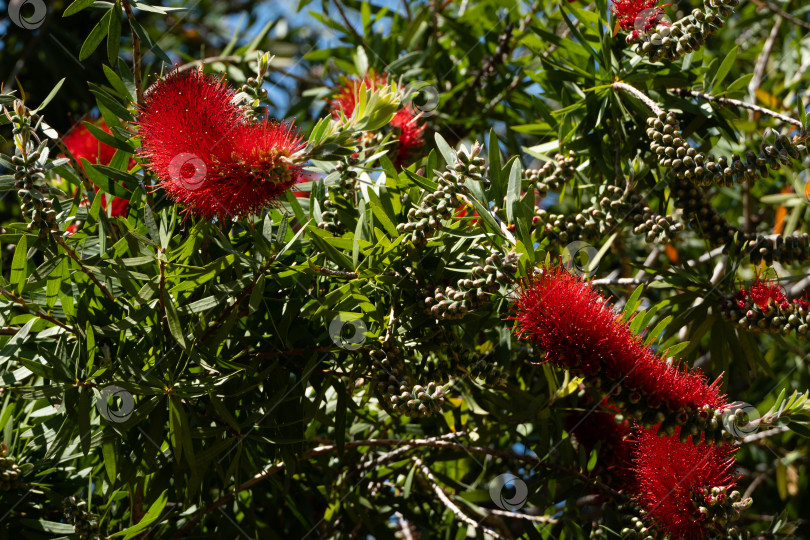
199 257 276 343
121 0 143 104
311 265 358 279
489 507 558 523
671 89 803 128
412 457 507 540
0 287 75 333
753 0 810 30
613 82 664 116
54 235 117 302
591 276 661 287
749 17 781 102
333 0 372 51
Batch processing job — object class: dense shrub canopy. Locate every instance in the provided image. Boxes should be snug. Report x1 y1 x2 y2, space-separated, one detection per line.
1 0 810 538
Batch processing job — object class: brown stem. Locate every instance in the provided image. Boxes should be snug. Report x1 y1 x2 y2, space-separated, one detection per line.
612 81 664 117
121 0 143 104
0 287 75 333
671 88 803 128
412 457 507 540
333 0 372 52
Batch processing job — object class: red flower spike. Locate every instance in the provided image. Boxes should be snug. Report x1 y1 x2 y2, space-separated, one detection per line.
611 0 668 40
510 266 726 412
136 69 304 219
329 72 425 167
634 427 738 538
747 275 787 310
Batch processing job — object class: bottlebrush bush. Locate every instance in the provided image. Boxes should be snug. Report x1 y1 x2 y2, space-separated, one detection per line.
2 0 810 539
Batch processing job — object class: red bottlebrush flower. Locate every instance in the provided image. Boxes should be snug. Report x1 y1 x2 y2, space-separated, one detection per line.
511 265 725 412
136 69 304 218
633 427 739 538
612 0 667 40
62 120 130 231
747 276 787 310
329 72 425 167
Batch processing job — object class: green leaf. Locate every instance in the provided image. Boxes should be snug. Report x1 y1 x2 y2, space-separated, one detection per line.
143 204 160 244
365 188 398 239
711 46 737 92
18 520 75 534
621 284 644 323
113 489 169 539
108 1 122 66
11 235 28 294
788 422 810 438
434 133 456 166
79 8 112 61
82 121 133 154
249 275 265 314
644 315 673 346
102 437 117 482
488 129 502 202
725 73 753 94
35 78 65 112
64 0 97 16
505 158 521 224
165 294 187 349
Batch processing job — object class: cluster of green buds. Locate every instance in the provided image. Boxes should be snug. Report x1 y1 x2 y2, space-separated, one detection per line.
370 346 448 417
635 0 738 62
4 100 61 238
532 208 604 247
647 112 804 187
670 176 810 265
632 207 683 244
389 381 448 417
524 151 577 197
721 293 810 338
63 497 100 540
693 486 752 531
397 151 486 247
0 444 22 492
590 503 653 540
235 51 273 112
317 198 347 235
422 252 517 320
